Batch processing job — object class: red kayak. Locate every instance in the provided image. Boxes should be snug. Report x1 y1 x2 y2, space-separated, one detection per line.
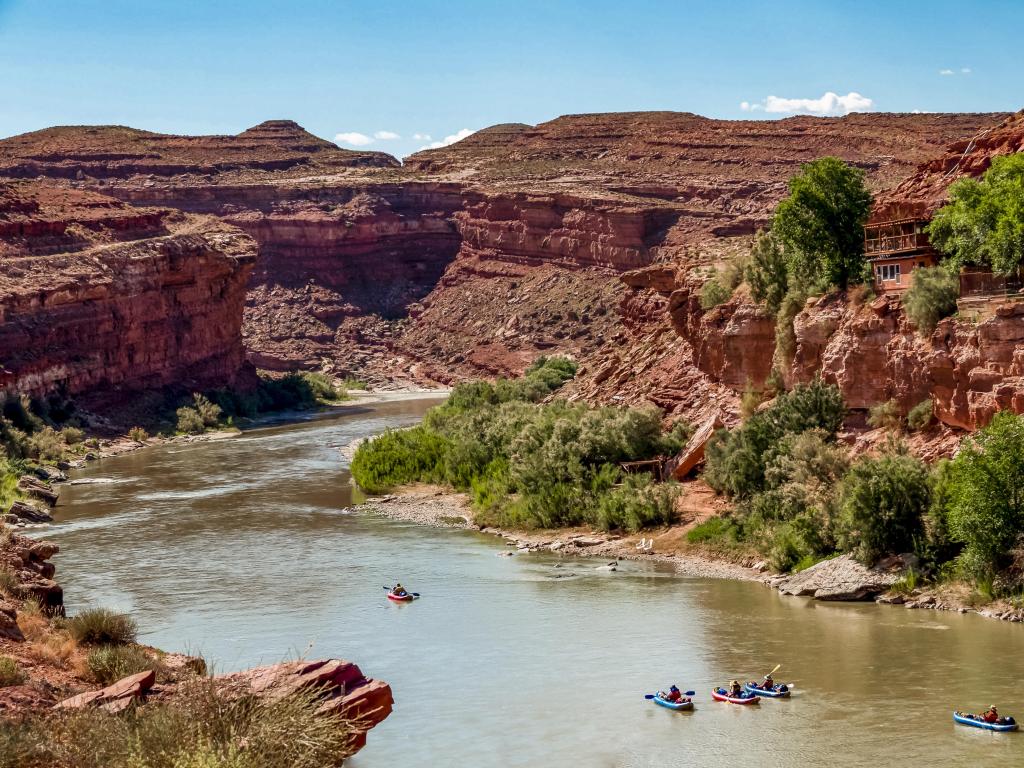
387 591 415 602
712 688 760 705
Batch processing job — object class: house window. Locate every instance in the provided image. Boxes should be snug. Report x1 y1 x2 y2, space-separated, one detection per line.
876 264 901 282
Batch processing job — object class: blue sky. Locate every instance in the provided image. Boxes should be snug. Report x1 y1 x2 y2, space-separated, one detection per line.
1 0 1020 158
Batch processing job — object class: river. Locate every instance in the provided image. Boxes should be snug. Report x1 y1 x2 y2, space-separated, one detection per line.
44 395 1023 766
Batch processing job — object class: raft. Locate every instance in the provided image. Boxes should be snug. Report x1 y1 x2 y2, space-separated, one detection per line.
953 711 1018 732
744 682 791 698
652 693 694 711
712 688 759 705
386 592 415 602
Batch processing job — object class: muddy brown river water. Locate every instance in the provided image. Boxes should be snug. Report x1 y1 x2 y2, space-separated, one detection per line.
44 395 1024 766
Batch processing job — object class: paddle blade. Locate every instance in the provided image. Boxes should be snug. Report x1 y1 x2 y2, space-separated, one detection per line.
644 694 656 699
411 593 420 597
767 663 781 676
684 691 695 696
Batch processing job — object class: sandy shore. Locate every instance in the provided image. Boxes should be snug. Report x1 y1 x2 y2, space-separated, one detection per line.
353 487 760 581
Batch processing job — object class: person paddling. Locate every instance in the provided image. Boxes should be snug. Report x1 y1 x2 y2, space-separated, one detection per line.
728 679 743 697
663 685 686 703
391 583 407 597
761 672 775 690
983 705 1000 724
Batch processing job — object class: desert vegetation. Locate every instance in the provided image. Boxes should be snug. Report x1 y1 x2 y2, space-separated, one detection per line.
352 358 689 532
0 679 353 768
698 378 1024 600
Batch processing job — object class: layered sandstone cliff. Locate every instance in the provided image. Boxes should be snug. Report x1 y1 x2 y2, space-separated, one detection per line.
0 182 257 401
0 111 1011 409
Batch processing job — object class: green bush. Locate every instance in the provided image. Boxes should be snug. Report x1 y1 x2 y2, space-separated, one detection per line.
352 358 683 532
61 427 84 445
175 406 206 435
907 399 934 431
349 426 449 493
941 411 1024 580
704 379 845 499
87 645 159 685
27 427 65 461
903 266 959 334
745 230 790 315
686 516 740 545
868 399 901 430
837 447 930 566
127 426 149 443
699 277 731 310
67 608 138 646
0 656 26 687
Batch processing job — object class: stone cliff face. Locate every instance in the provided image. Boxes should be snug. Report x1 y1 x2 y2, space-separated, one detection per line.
0 182 257 401
0 111 1011 412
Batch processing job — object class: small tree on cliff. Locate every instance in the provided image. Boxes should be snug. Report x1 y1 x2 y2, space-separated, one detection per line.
773 157 873 290
927 153 1024 275
745 230 789 315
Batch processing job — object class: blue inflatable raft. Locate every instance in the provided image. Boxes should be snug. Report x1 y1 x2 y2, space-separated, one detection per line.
652 693 694 711
953 711 1018 732
744 682 791 698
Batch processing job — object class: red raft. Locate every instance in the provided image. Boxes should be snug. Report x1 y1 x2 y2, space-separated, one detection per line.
712 688 760 705
386 592 415 602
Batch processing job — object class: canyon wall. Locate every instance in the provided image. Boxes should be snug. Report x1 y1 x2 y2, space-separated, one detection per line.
0 182 257 402
0 111 1015 416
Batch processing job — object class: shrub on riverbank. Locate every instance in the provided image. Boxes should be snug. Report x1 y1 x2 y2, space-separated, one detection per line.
352 358 689 532
86 645 161 685
67 608 138 646
0 680 353 768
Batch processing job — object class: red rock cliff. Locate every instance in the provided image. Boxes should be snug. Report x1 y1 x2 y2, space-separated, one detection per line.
0 182 257 400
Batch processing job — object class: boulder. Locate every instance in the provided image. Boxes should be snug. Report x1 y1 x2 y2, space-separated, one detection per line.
56 669 157 713
215 659 393 756
17 476 59 506
6 501 52 524
776 554 900 601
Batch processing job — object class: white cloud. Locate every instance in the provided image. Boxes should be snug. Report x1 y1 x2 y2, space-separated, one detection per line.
334 131 374 146
373 130 400 140
412 132 432 141
939 67 971 76
740 91 874 116
939 69 955 76
419 127 477 151
961 67 972 74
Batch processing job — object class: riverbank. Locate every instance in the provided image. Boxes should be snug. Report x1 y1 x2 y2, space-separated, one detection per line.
354 486 760 582
354 485 1024 624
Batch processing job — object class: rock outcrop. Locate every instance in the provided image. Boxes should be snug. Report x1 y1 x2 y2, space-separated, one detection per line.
216 659 393 754
775 553 902 601
0 529 62 612
0 182 257 401
2 112 1004 399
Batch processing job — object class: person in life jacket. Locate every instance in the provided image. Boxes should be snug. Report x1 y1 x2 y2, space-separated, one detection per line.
983 705 1000 724
728 680 743 697
663 685 684 702
392 583 407 597
761 673 775 690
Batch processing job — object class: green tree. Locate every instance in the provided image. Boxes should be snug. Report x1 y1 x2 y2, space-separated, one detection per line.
745 230 790 315
903 266 959 334
773 157 873 289
837 446 930 566
942 410 1024 578
704 379 845 498
928 153 1024 275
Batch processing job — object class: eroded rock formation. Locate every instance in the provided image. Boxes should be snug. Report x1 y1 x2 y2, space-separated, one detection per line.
0 182 257 401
